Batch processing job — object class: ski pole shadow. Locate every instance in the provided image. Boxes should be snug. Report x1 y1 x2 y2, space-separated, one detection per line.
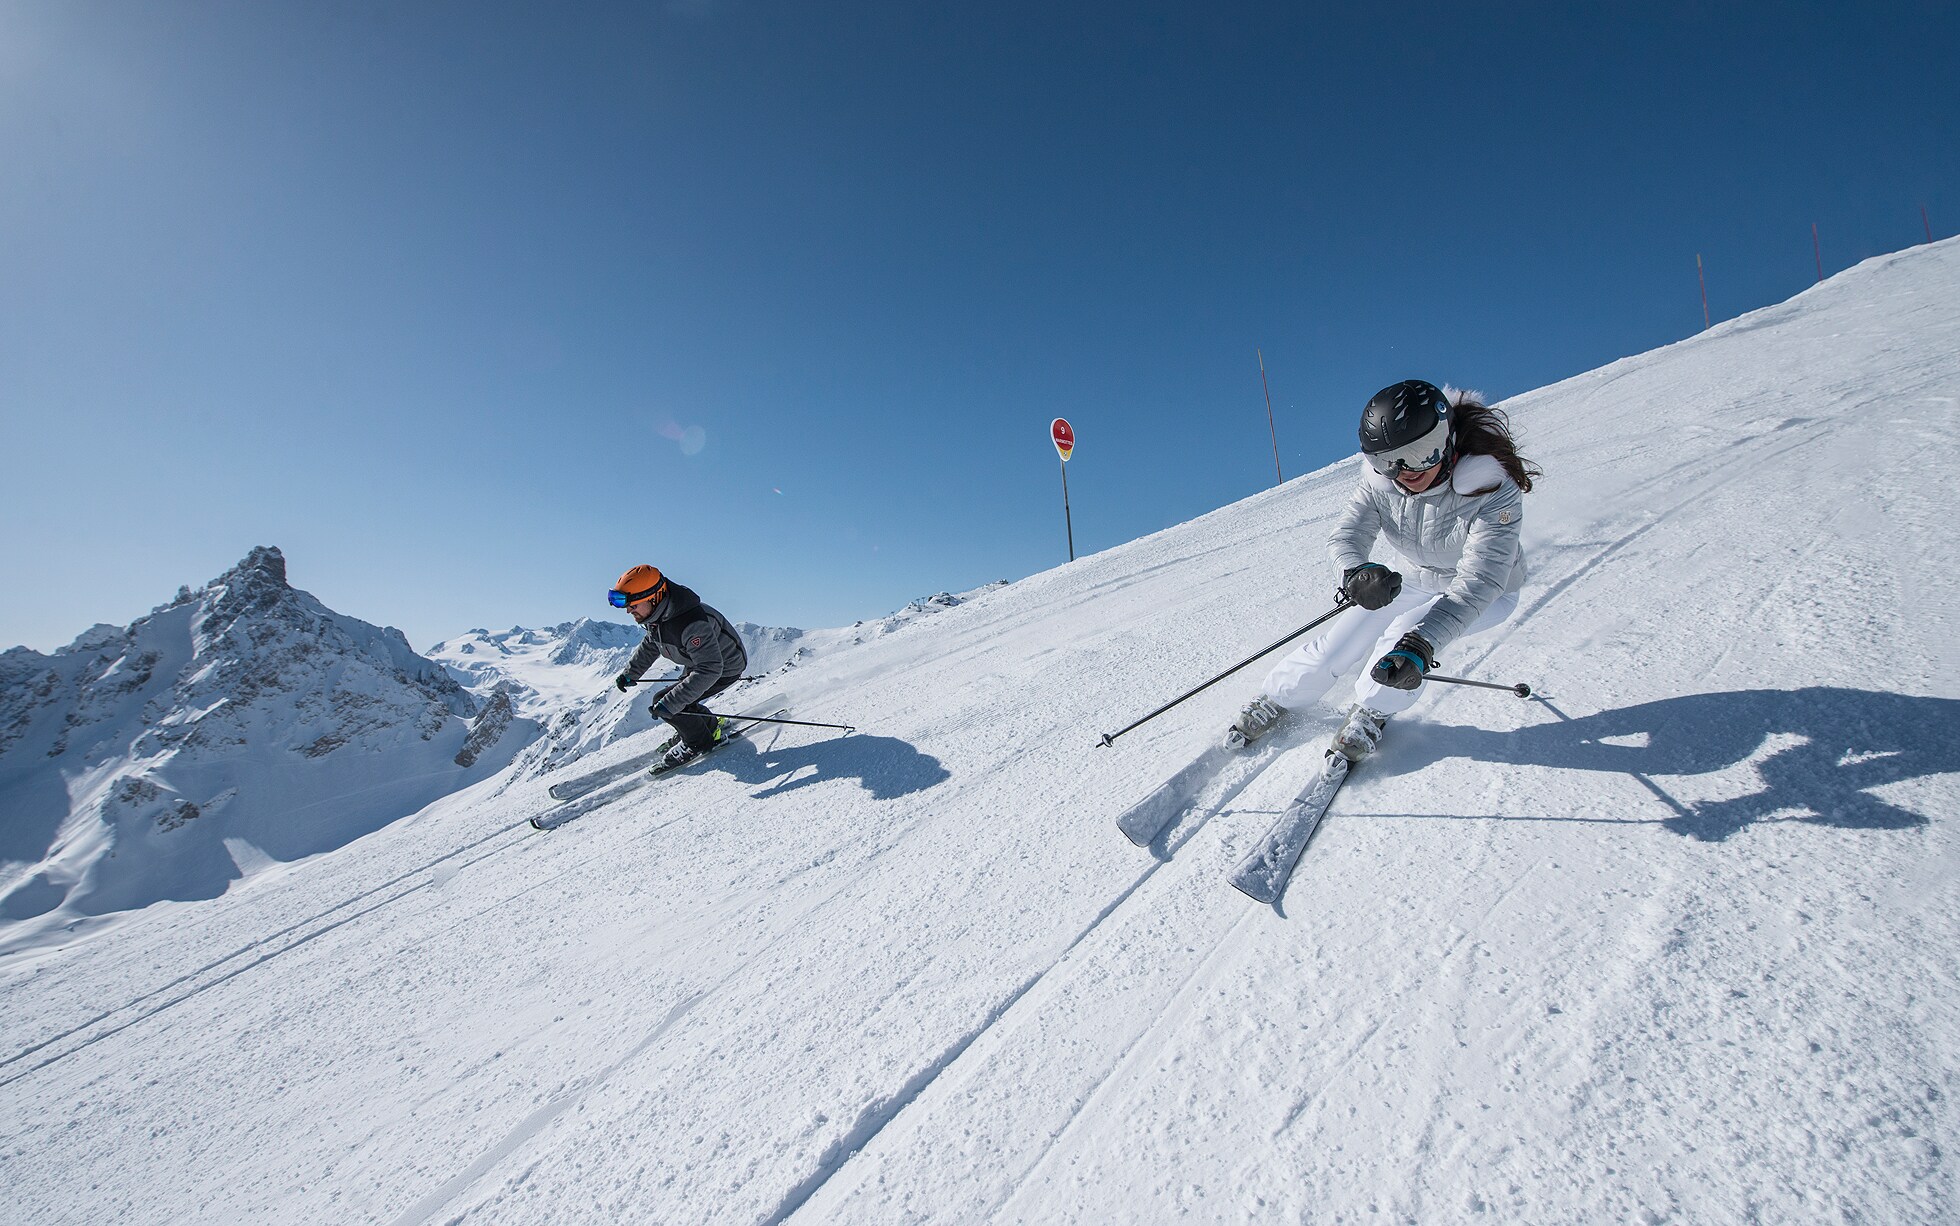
710 733 950 801
1384 687 1960 842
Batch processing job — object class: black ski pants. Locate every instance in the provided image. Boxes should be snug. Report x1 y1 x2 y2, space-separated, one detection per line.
658 673 741 749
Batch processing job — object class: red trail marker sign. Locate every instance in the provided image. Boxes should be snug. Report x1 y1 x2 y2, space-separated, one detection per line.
1051 418 1076 561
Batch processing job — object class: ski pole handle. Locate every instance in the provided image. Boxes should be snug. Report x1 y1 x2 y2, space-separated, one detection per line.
1426 672 1532 698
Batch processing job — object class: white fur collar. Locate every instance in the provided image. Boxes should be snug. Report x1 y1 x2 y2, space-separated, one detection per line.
1449 453 1508 495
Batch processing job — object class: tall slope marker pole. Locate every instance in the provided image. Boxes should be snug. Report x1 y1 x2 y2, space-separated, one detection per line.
1258 348 1283 485
1052 417 1076 562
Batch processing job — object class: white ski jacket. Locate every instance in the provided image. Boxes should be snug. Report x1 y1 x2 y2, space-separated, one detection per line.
1327 452 1527 654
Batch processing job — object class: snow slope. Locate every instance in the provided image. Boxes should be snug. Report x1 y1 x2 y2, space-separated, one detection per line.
2 240 1957 1225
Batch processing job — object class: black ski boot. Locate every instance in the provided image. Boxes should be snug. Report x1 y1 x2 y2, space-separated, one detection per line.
654 716 729 773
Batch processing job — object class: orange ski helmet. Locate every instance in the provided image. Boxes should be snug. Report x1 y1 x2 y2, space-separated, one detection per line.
609 564 668 609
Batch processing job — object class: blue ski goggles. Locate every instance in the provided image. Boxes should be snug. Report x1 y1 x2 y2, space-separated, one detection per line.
1364 418 1452 477
608 584 665 609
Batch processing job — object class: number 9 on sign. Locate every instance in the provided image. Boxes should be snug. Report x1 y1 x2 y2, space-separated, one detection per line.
1051 418 1075 462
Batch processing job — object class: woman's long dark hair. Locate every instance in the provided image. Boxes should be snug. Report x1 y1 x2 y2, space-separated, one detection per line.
1449 390 1541 493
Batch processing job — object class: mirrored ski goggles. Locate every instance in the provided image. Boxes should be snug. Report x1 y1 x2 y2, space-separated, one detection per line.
1365 418 1451 476
609 584 665 609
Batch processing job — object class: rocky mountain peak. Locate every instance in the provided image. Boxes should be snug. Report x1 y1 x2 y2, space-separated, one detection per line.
202 546 292 626
236 545 288 586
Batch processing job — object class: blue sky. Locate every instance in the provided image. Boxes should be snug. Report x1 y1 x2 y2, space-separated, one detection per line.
3 1 1955 653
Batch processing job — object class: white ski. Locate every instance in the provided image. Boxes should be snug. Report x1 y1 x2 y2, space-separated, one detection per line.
546 691 786 801
1115 745 1236 846
1227 752 1350 904
531 704 787 832
1115 737 1295 848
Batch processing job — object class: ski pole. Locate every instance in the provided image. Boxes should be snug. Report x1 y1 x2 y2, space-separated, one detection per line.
626 675 766 685
1097 596 1355 748
1427 672 1532 698
708 711 856 734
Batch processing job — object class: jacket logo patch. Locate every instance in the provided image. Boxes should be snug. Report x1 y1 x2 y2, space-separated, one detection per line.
689 635 705 649
1499 510 1513 524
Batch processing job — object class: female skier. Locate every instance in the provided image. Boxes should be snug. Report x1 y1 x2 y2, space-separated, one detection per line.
1226 379 1539 761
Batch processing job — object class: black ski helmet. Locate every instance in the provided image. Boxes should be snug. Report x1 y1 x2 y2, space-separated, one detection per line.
1359 380 1454 477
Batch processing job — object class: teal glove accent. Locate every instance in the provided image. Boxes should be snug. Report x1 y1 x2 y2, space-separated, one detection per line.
1370 632 1435 691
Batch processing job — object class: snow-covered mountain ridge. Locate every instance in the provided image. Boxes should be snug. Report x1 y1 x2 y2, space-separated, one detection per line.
430 618 647 711
3 239 1957 1224
0 547 535 935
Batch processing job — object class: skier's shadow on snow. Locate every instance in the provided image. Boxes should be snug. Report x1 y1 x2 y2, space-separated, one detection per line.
1387 687 1959 842
708 733 950 801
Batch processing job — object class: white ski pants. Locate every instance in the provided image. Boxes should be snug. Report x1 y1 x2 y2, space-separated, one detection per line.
1259 584 1519 717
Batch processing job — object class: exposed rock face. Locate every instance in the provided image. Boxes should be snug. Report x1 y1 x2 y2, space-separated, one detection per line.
0 547 531 935
454 684 518 768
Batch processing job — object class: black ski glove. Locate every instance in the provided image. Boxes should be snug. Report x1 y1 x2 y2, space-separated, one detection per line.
1342 563 1403 611
648 685 680 719
1371 633 1434 691
614 672 634 693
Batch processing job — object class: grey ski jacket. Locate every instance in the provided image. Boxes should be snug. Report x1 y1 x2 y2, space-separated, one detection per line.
623 583 749 713
1328 452 1527 654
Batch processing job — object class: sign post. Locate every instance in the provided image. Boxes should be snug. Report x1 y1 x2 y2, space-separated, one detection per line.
1051 417 1076 562
1257 348 1282 486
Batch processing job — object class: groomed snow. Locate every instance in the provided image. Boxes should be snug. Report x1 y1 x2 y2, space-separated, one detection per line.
2 239 1957 1224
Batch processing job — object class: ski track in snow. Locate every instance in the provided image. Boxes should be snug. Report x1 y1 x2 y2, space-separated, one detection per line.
0 818 537 1088
1 718 811 1092
3 241 1958 1225
765 737 1309 1224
